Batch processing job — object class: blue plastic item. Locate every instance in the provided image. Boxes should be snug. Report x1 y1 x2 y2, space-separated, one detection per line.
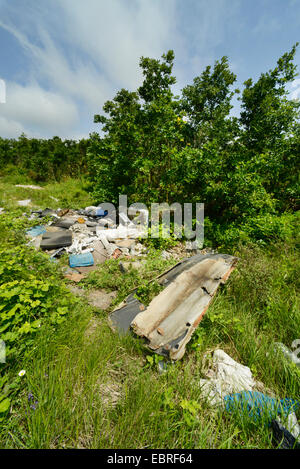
69 252 94 268
26 225 47 237
224 391 299 423
95 208 108 217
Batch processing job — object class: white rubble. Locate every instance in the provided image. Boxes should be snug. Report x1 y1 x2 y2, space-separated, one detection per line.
66 223 98 254
96 225 146 241
17 199 31 207
97 232 115 256
278 411 300 441
97 217 115 227
15 184 44 190
199 349 258 407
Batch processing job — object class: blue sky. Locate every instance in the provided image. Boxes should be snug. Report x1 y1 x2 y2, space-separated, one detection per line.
0 0 299 139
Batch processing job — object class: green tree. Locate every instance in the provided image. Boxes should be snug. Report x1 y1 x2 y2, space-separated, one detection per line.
240 43 300 153
181 56 239 148
91 51 185 203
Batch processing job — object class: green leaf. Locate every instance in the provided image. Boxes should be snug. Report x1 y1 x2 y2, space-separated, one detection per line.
0 398 10 413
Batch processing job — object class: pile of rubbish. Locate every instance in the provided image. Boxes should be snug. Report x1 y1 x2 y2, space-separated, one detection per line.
20 203 300 448
25 205 148 281
24 204 239 359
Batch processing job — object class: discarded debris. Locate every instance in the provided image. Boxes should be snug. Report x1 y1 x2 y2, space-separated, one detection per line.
84 206 108 218
110 293 145 334
54 218 77 229
158 360 168 375
57 208 69 217
27 234 43 249
37 208 58 218
113 238 136 249
119 212 134 226
277 410 300 442
272 418 300 449
40 231 72 250
199 349 263 406
161 250 172 260
69 252 94 268
45 225 64 233
17 199 31 207
50 247 65 259
110 253 237 359
199 349 300 446
112 248 122 259
26 225 47 237
97 217 115 228
96 225 146 241
15 184 44 190
185 240 200 254
131 253 238 360
224 391 299 424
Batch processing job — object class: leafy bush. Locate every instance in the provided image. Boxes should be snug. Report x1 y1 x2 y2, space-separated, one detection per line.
0 246 74 361
88 45 299 249
0 213 77 421
203 211 299 250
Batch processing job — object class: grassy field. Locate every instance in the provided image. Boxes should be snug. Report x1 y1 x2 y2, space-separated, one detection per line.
0 177 299 449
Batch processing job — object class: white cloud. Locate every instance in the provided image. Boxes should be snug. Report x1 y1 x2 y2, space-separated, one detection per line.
291 79 300 101
0 1 177 99
0 82 79 137
0 79 5 103
0 0 178 137
0 115 25 138
59 0 176 89
0 0 243 138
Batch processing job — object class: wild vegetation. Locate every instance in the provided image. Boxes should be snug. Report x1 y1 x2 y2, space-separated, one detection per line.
89 45 299 247
0 135 89 182
0 46 299 449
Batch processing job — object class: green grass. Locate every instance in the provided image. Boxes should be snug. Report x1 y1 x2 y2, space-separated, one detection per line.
0 307 275 449
1 240 299 449
0 176 94 211
0 176 299 449
83 250 175 307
